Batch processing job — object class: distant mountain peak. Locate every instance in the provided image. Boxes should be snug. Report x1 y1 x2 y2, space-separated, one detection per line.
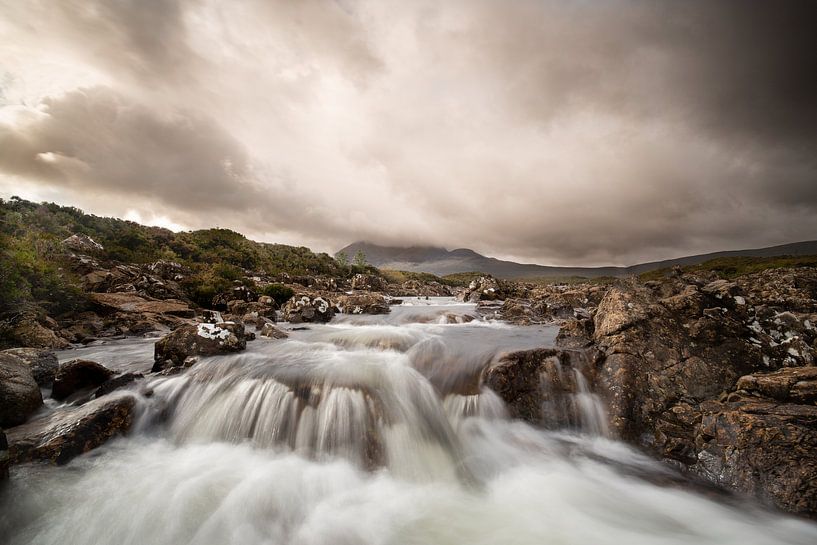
337 240 817 279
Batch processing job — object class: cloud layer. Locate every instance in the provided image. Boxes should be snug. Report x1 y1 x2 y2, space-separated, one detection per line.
1 0 815 265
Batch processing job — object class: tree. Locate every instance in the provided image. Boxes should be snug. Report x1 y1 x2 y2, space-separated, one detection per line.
353 250 367 268
335 251 349 268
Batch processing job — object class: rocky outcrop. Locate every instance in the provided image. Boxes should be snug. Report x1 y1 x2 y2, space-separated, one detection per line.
1 348 58 385
459 276 510 302
1 311 69 349
259 323 289 339
351 274 387 292
6 393 136 465
0 353 43 428
281 295 335 323
51 359 115 400
483 348 604 432
88 292 195 318
153 321 247 371
62 233 104 253
334 293 391 315
212 285 257 310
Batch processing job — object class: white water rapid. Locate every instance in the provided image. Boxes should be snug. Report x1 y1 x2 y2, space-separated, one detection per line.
2 298 816 545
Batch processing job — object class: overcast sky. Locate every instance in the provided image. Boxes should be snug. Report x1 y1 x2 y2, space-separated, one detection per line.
1 1 815 266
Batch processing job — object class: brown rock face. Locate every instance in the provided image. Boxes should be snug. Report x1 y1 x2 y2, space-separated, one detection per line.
88 292 195 318
0 353 43 428
52 359 115 400
693 398 817 515
482 348 604 432
6 394 136 465
1 348 58 386
153 322 247 372
259 323 289 339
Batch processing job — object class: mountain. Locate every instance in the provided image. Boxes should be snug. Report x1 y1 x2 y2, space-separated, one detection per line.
338 240 817 279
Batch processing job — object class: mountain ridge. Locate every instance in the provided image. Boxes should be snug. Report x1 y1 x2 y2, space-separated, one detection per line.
338 240 817 279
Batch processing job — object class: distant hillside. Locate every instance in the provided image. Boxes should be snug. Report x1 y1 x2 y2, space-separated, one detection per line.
339 240 817 279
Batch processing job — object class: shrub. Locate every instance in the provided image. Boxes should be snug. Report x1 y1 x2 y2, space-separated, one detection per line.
262 284 294 306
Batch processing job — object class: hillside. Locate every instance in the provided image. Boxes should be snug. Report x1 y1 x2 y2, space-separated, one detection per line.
0 197 346 315
339 240 817 279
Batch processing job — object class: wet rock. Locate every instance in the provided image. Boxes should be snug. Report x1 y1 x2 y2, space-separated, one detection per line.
62 233 103 253
693 398 817 516
281 295 335 323
483 348 601 429
1 348 58 385
334 293 391 315
0 428 8 480
259 323 289 339
0 353 43 428
93 372 143 398
555 318 594 348
6 394 136 466
52 359 115 400
153 322 247 371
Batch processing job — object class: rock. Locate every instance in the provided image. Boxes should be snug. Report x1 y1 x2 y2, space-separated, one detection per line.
483 348 601 429
62 233 103 253
281 295 335 323
459 275 507 302
6 394 136 466
693 398 817 516
88 292 195 318
555 318 594 348
0 353 43 428
1 428 8 480
52 359 115 400
334 293 391 315
212 286 257 310
153 322 246 371
93 372 143 398
6 314 69 349
733 366 817 403
259 323 289 339
351 274 387 291
1 348 58 385
147 260 187 280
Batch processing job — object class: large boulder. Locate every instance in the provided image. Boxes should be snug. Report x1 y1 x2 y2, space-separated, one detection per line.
334 293 391 315
459 276 507 302
351 274 387 291
259 323 289 339
1 348 58 385
281 295 335 323
153 322 246 372
0 353 43 428
52 359 115 400
6 393 136 466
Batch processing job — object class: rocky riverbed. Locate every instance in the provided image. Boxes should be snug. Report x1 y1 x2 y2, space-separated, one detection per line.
2 261 817 542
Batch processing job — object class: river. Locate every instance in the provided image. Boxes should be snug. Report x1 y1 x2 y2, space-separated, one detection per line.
2 298 816 544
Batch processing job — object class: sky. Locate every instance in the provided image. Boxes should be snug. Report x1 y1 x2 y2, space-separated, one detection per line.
0 0 815 266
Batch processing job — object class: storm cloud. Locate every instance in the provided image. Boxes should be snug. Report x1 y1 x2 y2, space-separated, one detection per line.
0 0 815 265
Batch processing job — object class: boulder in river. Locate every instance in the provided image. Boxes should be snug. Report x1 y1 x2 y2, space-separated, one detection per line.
1 348 59 386
259 323 289 339
52 359 115 400
6 393 136 466
153 321 247 372
0 353 43 428
281 294 335 323
334 293 391 315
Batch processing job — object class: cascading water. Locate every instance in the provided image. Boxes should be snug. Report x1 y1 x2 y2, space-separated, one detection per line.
2 298 817 545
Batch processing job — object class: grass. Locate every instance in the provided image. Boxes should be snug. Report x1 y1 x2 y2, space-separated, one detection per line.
639 255 817 281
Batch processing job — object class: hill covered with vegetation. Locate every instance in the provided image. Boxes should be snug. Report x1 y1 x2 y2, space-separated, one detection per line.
0 197 350 315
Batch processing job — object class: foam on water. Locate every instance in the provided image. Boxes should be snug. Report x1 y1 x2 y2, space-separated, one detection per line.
3 297 817 544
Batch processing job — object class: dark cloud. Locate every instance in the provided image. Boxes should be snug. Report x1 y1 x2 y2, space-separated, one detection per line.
0 0 815 265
